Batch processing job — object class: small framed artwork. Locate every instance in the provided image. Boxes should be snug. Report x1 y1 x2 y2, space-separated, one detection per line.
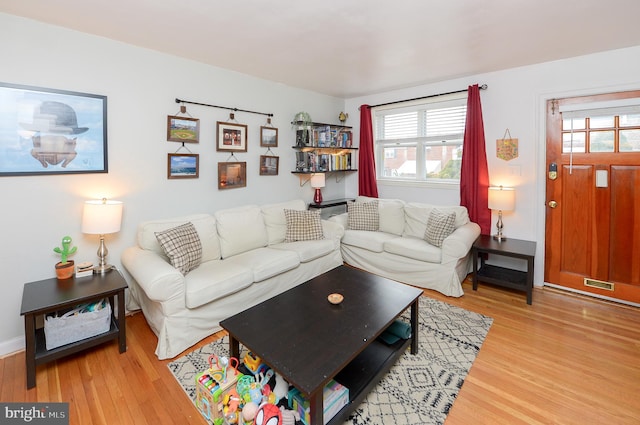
217 122 248 152
260 126 278 147
167 115 199 143
218 161 246 189
167 153 199 179
0 82 107 176
259 155 279 176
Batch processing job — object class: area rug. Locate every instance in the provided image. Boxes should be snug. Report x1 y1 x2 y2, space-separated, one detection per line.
168 296 493 425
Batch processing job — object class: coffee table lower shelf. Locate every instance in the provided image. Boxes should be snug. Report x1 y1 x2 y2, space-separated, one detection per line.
328 337 411 425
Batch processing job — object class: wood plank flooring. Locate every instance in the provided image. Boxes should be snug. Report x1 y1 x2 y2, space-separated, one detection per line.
2 277 639 424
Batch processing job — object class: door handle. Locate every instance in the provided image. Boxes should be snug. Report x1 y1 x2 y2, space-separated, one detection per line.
548 200 558 208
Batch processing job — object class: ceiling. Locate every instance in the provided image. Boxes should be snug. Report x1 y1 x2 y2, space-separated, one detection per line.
2 0 640 98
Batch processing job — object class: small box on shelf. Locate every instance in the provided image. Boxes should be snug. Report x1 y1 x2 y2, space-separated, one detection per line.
75 261 94 278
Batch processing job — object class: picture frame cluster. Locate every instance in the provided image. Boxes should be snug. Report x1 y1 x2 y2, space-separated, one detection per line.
165 114 279 186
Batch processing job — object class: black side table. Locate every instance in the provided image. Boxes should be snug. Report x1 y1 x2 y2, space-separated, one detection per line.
20 270 128 389
472 235 537 305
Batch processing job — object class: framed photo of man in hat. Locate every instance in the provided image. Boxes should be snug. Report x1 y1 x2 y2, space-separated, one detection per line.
0 82 108 176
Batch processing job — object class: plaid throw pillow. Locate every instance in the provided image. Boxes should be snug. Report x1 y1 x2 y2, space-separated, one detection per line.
424 209 456 247
347 201 379 231
284 209 324 242
155 222 202 275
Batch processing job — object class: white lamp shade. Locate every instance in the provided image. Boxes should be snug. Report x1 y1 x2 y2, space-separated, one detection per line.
310 173 326 188
488 186 515 211
82 199 123 235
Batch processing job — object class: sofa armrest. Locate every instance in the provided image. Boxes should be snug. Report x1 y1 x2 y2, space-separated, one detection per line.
328 213 348 229
441 222 481 262
121 246 185 303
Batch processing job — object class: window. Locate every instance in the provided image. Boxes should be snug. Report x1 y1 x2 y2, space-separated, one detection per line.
373 94 467 184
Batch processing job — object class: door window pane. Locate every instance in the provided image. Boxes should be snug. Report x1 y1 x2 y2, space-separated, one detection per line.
589 115 614 129
620 129 640 152
620 113 640 127
563 132 585 153
563 117 585 130
589 130 614 152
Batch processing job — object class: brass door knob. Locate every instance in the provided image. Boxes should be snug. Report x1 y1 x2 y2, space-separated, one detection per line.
548 200 558 208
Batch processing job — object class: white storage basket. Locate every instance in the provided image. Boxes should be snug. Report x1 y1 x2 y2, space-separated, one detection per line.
44 299 112 350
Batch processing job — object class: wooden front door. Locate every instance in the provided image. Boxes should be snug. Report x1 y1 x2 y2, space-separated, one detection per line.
545 90 640 303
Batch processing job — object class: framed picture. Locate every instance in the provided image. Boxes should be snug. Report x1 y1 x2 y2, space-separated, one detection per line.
167 115 199 143
260 126 278 147
218 161 246 189
217 122 248 152
259 155 279 176
167 153 199 179
0 82 107 176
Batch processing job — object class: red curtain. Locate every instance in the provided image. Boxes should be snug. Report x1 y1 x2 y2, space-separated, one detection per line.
460 85 491 234
358 104 379 197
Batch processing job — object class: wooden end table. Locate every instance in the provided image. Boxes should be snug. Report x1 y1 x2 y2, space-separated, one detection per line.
20 270 128 389
472 234 537 304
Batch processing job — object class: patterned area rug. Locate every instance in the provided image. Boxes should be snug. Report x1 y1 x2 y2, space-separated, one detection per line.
168 296 493 425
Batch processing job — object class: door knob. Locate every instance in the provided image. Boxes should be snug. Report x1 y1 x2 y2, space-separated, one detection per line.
548 200 558 208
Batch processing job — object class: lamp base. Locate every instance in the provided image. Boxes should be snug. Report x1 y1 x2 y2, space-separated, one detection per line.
93 264 115 274
492 234 507 242
313 188 323 204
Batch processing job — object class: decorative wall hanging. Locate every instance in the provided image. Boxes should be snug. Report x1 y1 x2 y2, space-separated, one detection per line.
167 115 199 143
496 128 519 161
217 121 247 152
0 82 107 176
260 126 278 148
218 161 246 189
259 155 279 176
167 153 199 179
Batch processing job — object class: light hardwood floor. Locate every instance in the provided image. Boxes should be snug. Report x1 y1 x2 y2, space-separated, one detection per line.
2 277 639 425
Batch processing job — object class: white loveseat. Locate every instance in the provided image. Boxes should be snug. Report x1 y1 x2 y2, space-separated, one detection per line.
329 196 480 297
121 199 344 359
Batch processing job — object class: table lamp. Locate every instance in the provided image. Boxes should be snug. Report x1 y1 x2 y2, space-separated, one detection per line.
488 186 515 241
82 198 123 274
310 173 325 204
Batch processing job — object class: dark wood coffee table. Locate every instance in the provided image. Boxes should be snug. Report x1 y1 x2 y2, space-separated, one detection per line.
220 266 423 425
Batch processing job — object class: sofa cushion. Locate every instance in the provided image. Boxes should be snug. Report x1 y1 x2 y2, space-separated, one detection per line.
384 236 442 263
262 199 307 245
154 222 202 275
284 209 324 242
342 230 399 253
424 209 457 247
224 247 300 282
184 260 254 308
356 196 405 235
137 213 220 262
270 238 335 263
347 200 379 231
215 205 268 258
403 203 470 239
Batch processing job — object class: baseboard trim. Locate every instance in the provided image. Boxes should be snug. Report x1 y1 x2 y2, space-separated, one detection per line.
0 336 25 358
543 282 640 308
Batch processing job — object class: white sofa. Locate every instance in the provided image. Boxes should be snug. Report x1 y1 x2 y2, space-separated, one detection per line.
121 199 344 359
329 196 480 297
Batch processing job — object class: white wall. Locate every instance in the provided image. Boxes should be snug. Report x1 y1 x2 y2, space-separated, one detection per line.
0 13 345 355
345 45 640 289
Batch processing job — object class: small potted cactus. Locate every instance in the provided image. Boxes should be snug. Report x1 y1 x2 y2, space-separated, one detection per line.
53 236 77 279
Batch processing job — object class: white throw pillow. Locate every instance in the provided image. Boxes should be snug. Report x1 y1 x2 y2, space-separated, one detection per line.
154 222 202 275
284 209 324 242
261 199 306 244
215 205 267 258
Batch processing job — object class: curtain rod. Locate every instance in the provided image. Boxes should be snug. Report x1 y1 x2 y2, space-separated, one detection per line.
175 98 273 117
366 84 487 109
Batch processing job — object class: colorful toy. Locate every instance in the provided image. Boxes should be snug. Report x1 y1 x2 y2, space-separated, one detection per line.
252 403 282 425
222 388 242 424
243 351 269 375
241 401 259 424
272 373 289 404
279 406 300 425
194 354 242 424
53 236 77 264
